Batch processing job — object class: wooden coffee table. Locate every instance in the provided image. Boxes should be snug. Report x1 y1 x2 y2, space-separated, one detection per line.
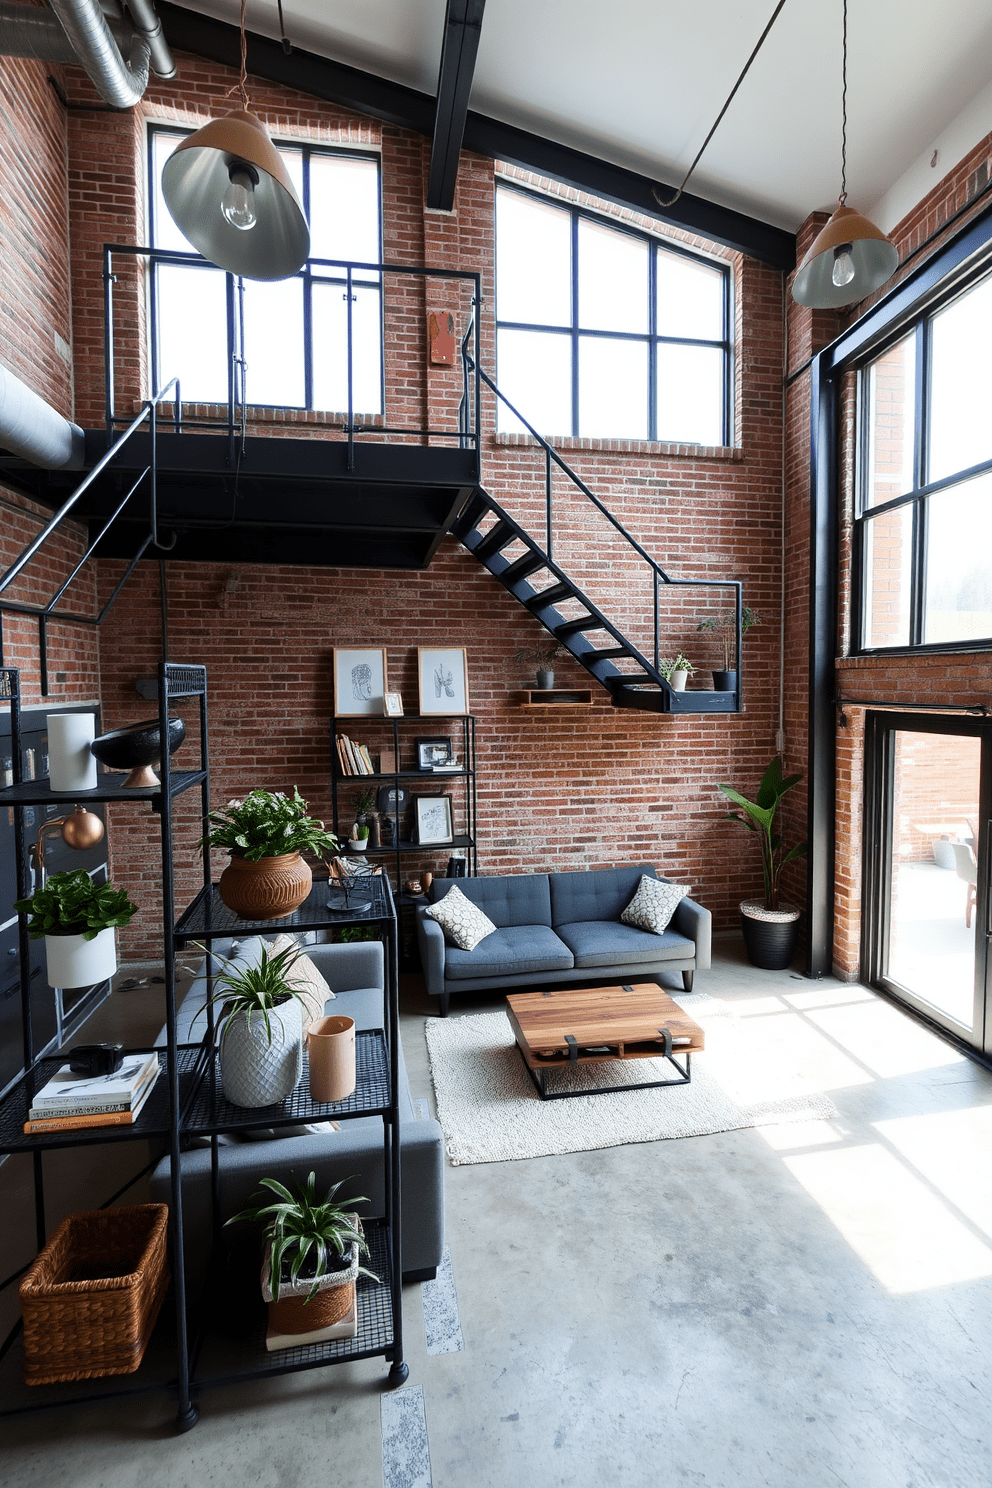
506 982 705 1100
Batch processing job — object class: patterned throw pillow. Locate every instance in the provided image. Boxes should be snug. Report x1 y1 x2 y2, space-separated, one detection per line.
267 932 334 1032
425 885 497 951
620 876 689 936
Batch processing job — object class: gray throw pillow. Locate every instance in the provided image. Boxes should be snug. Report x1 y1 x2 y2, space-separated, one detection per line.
425 885 496 951
621 876 688 935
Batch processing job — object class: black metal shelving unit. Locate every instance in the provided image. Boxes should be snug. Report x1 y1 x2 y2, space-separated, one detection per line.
0 663 407 1430
330 712 478 916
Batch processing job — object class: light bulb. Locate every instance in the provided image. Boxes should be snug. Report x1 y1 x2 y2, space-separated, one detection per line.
222 165 258 231
831 243 855 288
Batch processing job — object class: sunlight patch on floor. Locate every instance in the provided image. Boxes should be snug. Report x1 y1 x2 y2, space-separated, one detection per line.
874 1105 992 1241
803 1000 967 1079
758 1119 844 1151
784 1143 992 1293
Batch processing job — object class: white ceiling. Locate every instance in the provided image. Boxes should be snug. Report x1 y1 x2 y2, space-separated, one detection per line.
169 0 992 234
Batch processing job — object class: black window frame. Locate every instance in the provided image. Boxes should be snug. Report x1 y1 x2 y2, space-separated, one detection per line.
854 258 992 654
494 181 734 446
145 123 385 414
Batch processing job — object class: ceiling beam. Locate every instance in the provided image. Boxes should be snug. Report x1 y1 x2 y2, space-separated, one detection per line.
157 3 795 268
428 0 487 211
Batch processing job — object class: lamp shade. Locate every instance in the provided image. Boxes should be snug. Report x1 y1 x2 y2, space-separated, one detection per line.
792 203 898 309
161 109 309 281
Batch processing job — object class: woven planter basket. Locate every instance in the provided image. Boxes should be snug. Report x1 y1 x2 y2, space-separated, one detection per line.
260 1217 360 1336
19 1204 169 1385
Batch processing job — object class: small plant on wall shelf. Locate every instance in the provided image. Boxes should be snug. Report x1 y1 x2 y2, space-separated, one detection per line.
659 652 694 691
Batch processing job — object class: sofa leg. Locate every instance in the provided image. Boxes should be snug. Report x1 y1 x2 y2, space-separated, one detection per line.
439 992 450 1017
682 970 694 993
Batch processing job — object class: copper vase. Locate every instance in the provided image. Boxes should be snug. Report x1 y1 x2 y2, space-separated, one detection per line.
307 1015 356 1102
217 851 312 920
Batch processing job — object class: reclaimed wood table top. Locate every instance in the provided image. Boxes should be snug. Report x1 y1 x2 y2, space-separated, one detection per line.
506 983 705 1069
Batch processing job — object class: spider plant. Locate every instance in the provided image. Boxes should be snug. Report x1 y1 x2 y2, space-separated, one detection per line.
193 940 311 1045
227 1171 378 1300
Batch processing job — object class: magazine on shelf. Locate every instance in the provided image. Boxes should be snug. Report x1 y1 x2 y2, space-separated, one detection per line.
29 1051 159 1111
24 1068 159 1133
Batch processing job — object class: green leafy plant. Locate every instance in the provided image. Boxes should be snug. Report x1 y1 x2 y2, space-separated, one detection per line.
659 652 694 682
515 641 566 667
355 789 376 817
696 606 761 670
350 823 370 842
339 925 377 943
227 1171 378 1300
14 869 138 940
718 756 807 910
203 787 337 861
193 940 312 1045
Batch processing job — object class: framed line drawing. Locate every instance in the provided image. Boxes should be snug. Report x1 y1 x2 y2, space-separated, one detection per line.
415 736 452 770
414 794 454 845
334 648 388 717
417 647 469 716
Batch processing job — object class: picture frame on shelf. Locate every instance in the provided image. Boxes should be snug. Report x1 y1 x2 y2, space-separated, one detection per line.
414 794 454 845
383 691 404 717
415 736 452 771
333 648 388 717
417 647 469 716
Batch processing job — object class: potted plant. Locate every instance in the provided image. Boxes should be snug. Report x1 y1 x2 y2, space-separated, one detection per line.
659 652 695 692
348 822 370 852
197 939 315 1107
515 641 566 690
228 1172 378 1342
203 787 338 921
697 606 761 691
719 756 808 969
14 869 137 989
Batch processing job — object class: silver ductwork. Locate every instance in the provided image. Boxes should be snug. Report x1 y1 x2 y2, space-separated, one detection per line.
0 364 85 471
0 0 174 106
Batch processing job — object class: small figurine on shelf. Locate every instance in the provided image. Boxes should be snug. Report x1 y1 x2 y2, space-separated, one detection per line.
422 870 433 893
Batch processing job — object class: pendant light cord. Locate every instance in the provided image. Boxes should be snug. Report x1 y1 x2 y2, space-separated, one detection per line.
839 0 848 205
224 0 251 111
653 0 790 210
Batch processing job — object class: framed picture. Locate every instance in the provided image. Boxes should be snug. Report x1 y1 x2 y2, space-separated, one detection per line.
418 647 469 716
334 648 388 717
414 794 453 845
383 691 404 717
416 736 452 771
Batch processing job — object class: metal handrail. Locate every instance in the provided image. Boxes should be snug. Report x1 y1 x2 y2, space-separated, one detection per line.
0 376 181 692
461 337 742 688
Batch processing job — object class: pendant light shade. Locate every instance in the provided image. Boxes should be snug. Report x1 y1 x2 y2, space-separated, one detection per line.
792 202 899 308
161 108 309 280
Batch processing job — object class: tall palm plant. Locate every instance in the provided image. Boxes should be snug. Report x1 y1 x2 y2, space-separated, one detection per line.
719 756 807 910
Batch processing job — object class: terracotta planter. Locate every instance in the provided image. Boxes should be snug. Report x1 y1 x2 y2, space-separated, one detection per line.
308 1015 356 1102
218 851 312 921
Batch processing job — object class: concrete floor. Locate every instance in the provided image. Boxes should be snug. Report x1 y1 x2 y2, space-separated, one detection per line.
2 941 991 1488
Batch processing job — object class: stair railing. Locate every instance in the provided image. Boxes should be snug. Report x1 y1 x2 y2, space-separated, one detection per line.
0 377 181 694
460 334 743 694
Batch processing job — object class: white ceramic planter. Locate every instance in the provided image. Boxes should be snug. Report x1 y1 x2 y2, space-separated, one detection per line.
44 926 117 989
47 712 97 792
670 670 688 691
219 999 303 1108
348 839 368 852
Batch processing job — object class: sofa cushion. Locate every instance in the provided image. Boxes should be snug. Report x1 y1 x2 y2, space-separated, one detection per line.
444 925 574 982
549 865 658 927
428 873 552 929
554 919 696 969
425 885 497 951
621 876 688 936
268 932 334 1031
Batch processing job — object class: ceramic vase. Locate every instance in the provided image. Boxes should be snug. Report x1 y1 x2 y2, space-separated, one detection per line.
219 998 303 1107
218 851 312 921
307 1014 356 1102
44 927 117 989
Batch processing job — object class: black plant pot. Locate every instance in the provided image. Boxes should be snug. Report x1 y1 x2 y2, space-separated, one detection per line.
740 905 800 970
713 669 737 691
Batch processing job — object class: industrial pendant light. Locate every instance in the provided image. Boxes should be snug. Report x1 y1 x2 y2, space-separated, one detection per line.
792 0 898 309
161 0 309 280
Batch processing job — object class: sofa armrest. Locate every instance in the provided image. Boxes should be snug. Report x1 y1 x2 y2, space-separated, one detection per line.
415 906 446 999
674 895 711 971
306 940 384 993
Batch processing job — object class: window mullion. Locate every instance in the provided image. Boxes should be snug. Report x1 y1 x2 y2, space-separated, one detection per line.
911 320 928 644
571 208 579 438
648 246 658 441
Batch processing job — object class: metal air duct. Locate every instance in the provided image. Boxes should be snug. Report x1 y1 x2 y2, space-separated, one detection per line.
0 364 85 471
0 0 174 105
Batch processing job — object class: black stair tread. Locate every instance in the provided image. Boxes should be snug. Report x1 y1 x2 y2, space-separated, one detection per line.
451 491 489 537
586 646 634 660
525 583 574 610
499 551 545 585
555 617 607 637
472 522 515 561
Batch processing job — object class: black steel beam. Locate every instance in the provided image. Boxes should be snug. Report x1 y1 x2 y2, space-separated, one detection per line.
805 354 837 978
428 0 486 211
156 2 794 268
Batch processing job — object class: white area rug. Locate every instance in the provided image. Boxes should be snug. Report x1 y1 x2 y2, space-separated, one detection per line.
425 993 838 1166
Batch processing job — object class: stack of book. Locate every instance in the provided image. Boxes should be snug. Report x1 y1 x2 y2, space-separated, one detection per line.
24 1052 160 1134
335 734 376 776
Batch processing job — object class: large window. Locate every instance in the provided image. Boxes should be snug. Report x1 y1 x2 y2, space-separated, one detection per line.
857 268 992 650
147 127 383 413
495 185 731 444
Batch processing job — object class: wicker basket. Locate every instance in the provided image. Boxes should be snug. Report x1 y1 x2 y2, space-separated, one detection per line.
20 1204 170 1385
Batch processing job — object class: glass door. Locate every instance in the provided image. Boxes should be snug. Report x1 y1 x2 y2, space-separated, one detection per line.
864 713 991 1052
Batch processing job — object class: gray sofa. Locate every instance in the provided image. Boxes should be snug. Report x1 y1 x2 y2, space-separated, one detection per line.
149 936 444 1284
416 864 711 1016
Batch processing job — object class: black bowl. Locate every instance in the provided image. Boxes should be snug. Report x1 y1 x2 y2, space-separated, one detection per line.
91 717 186 787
